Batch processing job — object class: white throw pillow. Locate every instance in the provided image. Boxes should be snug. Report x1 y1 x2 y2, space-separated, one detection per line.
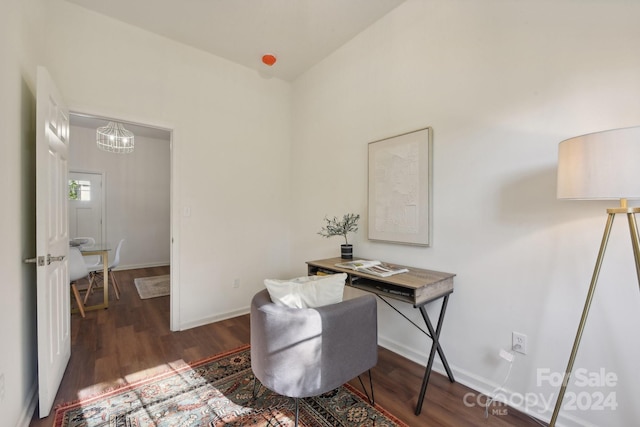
264 273 347 309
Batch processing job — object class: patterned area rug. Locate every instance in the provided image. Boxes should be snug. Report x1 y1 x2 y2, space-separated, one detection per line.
134 275 170 299
53 345 407 426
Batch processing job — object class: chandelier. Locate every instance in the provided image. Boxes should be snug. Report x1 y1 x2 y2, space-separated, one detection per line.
96 121 135 153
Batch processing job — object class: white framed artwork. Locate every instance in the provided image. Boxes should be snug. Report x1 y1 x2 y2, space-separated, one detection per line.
368 127 433 246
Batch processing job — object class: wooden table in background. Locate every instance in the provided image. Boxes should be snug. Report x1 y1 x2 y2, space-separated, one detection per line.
79 245 110 311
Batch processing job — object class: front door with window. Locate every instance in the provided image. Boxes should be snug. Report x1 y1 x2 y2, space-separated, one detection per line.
69 171 104 243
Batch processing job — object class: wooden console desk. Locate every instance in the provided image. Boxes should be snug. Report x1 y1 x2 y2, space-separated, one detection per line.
306 257 456 415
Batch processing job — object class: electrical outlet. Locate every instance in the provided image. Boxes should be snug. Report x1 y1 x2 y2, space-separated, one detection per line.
512 332 527 354
233 279 240 289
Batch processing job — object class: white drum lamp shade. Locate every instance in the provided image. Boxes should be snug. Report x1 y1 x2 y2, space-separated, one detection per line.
557 126 640 200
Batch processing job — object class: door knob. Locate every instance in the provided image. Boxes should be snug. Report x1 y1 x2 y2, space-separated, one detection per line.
25 254 66 265
24 256 43 266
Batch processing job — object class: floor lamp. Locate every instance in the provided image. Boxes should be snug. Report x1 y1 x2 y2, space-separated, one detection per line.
551 126 640 426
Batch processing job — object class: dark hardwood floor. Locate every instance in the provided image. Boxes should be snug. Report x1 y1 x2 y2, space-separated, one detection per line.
30 266 544 426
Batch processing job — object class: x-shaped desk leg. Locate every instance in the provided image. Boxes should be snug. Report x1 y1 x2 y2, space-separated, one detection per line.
415 294 455 415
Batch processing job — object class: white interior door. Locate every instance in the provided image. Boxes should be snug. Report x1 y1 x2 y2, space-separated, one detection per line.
35 66 71 418
69 171 104 243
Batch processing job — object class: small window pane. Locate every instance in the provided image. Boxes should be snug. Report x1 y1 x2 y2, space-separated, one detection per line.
68 179 91 201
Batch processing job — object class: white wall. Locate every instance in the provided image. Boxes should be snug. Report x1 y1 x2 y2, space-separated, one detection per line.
69 124 171 269
1 0 46 425
290 1 640 426
45 0 293 329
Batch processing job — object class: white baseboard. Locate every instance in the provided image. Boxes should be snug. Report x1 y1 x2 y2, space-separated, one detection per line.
179 307 250 331
378 334 592 427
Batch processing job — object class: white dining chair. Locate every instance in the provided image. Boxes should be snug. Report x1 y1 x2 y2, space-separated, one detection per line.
69 247 89 318
71 236 102 267
85 239 124 303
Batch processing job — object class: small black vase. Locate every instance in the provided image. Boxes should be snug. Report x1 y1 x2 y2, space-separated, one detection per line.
341 244 353 259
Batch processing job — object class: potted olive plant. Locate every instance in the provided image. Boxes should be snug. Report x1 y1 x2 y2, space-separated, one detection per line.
318 213 360 259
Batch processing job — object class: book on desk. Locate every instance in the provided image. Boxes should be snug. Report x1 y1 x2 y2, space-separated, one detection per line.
334 259 409 277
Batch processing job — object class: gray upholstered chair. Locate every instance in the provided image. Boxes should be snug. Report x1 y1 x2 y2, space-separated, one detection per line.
250 288 378 426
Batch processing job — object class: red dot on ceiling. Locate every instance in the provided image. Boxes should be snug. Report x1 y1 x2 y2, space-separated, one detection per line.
262 54 277 66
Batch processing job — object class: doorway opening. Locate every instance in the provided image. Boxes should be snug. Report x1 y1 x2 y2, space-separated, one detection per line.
68 112 174 326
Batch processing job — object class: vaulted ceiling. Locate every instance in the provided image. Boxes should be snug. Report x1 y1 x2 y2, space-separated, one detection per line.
65 0 405 82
